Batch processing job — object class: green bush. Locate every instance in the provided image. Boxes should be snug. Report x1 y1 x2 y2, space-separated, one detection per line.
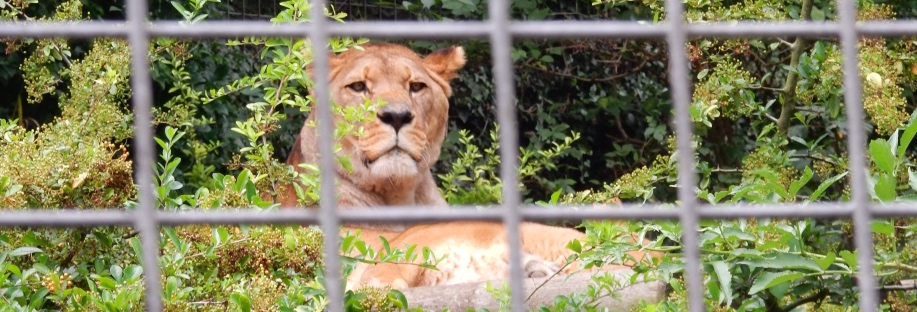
4 0 917 310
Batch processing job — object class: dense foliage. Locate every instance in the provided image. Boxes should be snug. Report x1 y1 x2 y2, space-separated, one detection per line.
2 0 917 311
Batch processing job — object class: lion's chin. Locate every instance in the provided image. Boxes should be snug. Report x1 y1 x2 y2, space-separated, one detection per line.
365 150 420 180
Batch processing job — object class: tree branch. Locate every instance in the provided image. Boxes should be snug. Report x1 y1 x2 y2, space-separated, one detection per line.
776 0 814 133
781 289 828 312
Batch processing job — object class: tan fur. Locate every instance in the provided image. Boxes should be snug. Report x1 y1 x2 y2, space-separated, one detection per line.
281 43 661 290
353 221 661 289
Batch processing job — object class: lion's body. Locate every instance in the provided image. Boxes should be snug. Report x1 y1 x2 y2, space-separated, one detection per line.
282 43 659 290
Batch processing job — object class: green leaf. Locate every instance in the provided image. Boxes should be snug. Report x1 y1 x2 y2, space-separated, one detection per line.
729 248 764 259
230 293 252 312
566 239 582 253
125 265 143 280
212 227 229 247
166 276 179 298
164 227 182 250
809 172 847 202
871 220 895 236
909 169 917 192
739 252 822 272
788 167 813 198
875 173 897 202
130 237 143 263
815 252 836 271
722 227 755 242
8 247 42 256
811 6 826 22
96 276 117 290
839 250 857 271
752 169 789 199
110 264 123 282
388 289 409 308
748 271 803 294
711 261 733 306
898 113 917 163
170 1 189 15
550 189 562 204
697 69 709 79
869 139 895 175
233 169 250 193
338 155 354 173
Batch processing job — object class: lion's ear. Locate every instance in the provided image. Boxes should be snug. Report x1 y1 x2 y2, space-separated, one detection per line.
422 46 466 81
305 52 345 79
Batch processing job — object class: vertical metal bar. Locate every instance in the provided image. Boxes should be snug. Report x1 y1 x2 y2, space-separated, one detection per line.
125 0 162 311
487 0 525 310
663 0 704 311
309 0 343 311
837 0 878 311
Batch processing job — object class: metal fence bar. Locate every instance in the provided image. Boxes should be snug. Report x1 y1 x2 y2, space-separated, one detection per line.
15 202 917 227
9 20 917 39
124 0 163 309
663 0 704 310
838 0 878 310
307 0 345 310
485 0 526 310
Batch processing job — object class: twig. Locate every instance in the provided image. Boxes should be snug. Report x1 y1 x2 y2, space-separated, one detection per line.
50 41 73 67
879 280 917 291
776 38 795 48
526 255 578 302
615 115 630 140
790 153 838 165
183 238 251 260
878 262 917 274
122 230 139 239
880 285 917 291
60 229 88 268
781 289 828 312
189 300 226 305
710 168 742 173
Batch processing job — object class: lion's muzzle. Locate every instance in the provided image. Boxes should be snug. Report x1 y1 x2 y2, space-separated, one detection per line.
360 104 426 168
377 106 414 133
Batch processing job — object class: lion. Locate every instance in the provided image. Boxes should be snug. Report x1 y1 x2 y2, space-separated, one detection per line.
353 221 661 289
281 43 659 289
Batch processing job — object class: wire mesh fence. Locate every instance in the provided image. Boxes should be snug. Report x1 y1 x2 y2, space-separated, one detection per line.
3 0 917 311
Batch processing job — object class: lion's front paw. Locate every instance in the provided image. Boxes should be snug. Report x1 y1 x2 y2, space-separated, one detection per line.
522 253 561 278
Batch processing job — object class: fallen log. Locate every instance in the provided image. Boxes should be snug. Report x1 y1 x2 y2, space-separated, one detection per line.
400 269 667 311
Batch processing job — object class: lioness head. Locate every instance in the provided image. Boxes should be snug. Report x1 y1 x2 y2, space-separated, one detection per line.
289 43 465 205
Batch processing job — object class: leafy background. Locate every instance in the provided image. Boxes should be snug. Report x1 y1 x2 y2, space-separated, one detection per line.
2 0 917 311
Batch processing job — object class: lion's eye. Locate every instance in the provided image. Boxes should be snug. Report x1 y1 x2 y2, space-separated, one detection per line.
347 81 367 93
409 82 427 93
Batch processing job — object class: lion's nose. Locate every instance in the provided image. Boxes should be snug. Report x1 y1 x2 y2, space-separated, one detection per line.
377 107 414 132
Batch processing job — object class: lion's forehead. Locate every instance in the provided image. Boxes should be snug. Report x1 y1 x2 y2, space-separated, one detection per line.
340 54 432 83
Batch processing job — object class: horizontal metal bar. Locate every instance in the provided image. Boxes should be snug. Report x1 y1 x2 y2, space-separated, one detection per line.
858 20 917 36
156 209 320 225
154 21 493 38
4 202 915 228
4 20 917 39
685 21 839 37
870 202 917 217
0 21 130 37
0 210 135 227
